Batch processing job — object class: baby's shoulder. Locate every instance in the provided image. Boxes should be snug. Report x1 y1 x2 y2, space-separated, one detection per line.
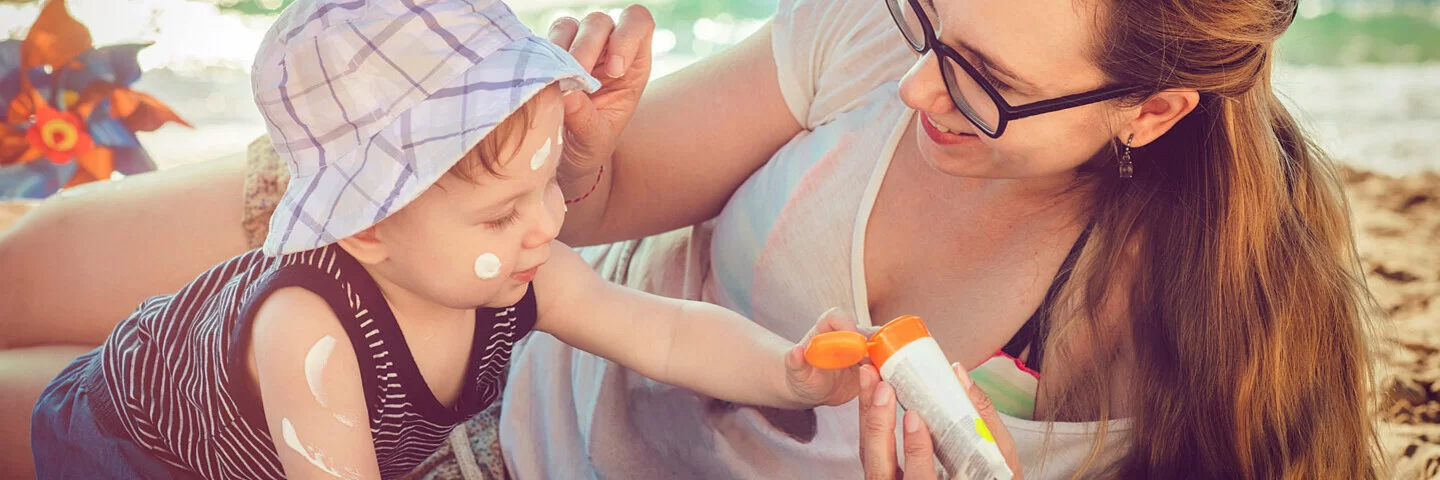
249 286 358 363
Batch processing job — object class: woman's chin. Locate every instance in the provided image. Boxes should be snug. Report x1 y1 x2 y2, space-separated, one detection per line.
916 143 1000 178
913 126 1003 178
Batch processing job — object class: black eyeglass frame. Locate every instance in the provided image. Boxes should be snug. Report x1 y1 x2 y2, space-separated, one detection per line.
885 0 1147 138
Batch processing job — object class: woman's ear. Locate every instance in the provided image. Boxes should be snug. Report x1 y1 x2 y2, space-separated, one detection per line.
1122 88 1200 147
337 227 388 265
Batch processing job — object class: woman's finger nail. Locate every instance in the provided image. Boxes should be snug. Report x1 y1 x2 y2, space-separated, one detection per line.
548 17 575 35
606 55 625 78
872 383 890 407
904 412 920 433
953 362 974 388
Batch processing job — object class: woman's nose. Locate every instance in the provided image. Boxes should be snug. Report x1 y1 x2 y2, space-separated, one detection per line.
897 51 954 115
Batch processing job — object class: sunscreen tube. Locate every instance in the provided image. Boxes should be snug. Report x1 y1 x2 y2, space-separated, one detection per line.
806 315 1012 480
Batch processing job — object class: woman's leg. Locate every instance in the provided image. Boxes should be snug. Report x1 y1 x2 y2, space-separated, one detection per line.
0 154 251 348
0 152 256 478
0 345 95 480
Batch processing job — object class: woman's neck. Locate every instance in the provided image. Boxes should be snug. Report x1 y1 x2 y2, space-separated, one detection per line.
894 126 1096 226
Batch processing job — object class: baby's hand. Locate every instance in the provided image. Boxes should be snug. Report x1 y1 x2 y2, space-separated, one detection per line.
784 308 864 407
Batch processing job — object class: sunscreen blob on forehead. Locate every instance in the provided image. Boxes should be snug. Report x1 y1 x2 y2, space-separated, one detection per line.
530 137 551 171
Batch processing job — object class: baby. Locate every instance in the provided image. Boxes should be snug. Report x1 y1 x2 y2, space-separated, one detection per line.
28 1 858 479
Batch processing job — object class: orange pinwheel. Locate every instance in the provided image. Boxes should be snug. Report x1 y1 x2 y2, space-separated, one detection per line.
26 103 94 164
2 85 48 166
8 87 110 184
20 0 92 73
109 85 192 132
0 0 188 196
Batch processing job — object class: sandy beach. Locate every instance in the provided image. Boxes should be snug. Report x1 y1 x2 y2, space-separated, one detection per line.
1349 166 1440 479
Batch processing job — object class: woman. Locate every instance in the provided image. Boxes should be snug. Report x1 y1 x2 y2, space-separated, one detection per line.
510 0 1382 477
0 0 1382 478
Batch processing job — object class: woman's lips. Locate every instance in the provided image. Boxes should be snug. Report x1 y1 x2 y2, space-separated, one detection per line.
920 113 980 146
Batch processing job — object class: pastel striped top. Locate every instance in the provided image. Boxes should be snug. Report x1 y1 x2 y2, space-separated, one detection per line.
500 1 1130 479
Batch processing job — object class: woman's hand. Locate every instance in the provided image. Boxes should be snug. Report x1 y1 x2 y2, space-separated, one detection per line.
784 308 864 407
857 362 1024 479
545 6 655 177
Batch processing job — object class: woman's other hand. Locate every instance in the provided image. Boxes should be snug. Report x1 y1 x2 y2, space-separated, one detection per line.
857 362 1023 479
546 6 655 177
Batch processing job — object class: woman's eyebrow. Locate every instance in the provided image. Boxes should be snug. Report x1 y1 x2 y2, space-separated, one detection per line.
955 37 1037 90
921 0 1039 90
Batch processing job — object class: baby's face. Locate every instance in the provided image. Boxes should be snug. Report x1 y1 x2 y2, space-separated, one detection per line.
370 86 567 309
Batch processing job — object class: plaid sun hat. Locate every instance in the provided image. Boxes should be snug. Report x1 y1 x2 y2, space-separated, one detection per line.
253 0 600 256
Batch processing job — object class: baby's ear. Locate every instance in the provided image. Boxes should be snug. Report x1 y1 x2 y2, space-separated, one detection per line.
337 227 388 265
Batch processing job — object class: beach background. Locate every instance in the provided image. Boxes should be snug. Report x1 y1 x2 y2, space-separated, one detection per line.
2 0 1438 477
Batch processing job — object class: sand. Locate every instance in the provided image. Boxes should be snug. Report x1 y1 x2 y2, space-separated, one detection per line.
1347 166 1440 479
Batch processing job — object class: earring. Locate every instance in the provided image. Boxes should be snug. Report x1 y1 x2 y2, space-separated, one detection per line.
1119 133 1135 179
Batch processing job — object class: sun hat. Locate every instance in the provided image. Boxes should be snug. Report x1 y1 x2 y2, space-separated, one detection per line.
253 0 600 256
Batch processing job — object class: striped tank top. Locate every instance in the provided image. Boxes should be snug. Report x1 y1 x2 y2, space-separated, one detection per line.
81 244 536 479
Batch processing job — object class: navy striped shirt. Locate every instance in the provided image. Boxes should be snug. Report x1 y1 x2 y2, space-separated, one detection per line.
84 244 536 479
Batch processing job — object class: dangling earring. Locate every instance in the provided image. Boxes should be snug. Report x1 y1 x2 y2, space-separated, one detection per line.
1119 133 1135 179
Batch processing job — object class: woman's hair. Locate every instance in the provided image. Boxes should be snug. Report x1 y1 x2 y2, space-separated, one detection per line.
1045 0 1383 477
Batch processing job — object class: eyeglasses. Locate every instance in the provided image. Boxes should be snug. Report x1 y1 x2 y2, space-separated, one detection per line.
884 0 1144 138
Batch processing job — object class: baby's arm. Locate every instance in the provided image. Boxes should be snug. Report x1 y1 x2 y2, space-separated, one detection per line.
534 243 855 409
249 287 381 480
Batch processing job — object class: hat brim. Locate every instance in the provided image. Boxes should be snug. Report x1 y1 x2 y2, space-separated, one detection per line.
264 35 600 256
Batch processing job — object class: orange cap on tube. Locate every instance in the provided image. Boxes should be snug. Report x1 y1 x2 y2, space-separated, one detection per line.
866 315 931 369
802 315 933 370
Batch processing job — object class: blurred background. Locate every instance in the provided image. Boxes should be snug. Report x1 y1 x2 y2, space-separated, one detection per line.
0 0 1436 175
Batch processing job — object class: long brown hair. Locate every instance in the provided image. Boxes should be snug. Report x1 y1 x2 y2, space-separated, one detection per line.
1043 0 1384 477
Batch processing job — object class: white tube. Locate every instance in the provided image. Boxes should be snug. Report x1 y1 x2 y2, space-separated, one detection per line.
878 337 1013 480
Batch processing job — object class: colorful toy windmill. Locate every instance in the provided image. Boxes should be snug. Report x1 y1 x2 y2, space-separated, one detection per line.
0 0 190 198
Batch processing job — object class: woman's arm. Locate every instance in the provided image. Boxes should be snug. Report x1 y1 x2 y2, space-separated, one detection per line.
552 13 804 247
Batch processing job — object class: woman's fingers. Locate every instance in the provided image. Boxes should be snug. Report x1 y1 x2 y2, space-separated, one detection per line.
601 5 655 78
861 378 901 480
568 12 617 75
546 16 580 50
955 363 1023 478
857 365 878 455
857 363 1021 480
901 411 938 480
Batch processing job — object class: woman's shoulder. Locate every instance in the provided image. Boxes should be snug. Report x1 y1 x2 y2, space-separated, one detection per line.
772 0 913 129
